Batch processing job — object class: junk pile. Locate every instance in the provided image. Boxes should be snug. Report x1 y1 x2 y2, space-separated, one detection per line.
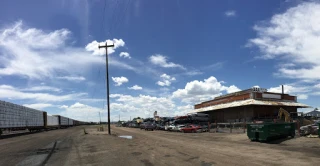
300 120 320 137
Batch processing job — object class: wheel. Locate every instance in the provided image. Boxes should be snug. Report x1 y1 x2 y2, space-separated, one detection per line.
182 130 185 133
192 130 196 133
290 133 295 138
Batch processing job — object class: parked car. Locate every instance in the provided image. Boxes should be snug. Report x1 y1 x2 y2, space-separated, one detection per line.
173 125 186 132
167 124 176 131
181 124 202 133
300 122 320 135
140 123 145 130
144 123 155 131
155 124 165 130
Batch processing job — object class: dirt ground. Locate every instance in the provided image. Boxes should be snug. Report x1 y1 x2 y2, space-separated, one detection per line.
1 125 319 166
47 125 320 166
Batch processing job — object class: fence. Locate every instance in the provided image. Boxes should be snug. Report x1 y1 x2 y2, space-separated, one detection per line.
209 122 248 133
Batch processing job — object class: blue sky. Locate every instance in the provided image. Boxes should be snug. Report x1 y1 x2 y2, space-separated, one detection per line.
0 0 319 122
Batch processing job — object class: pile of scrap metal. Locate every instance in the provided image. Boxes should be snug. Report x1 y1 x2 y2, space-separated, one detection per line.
300 120 320 136
174 113 209 124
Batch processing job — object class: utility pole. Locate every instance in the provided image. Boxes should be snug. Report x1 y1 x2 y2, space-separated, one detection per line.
99 42 114 135
119 114 120 122
99 112 101 125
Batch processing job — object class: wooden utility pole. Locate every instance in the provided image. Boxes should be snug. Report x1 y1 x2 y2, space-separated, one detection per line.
99 42 114 135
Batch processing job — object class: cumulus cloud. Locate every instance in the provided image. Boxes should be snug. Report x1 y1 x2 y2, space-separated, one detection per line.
57 76 86 81
225 10 236 17
149 54 185 69
23 103 53 110
85 38 125 56
0 84 86 102
157 74 176 86
59 102 106 122
110 94 176 119
172 76 240 103
119 52 131 59
112 76 129 86
247 2 320 80
174 105 194 116
128 85 142 90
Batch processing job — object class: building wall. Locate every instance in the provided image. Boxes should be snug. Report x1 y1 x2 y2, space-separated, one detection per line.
205 106 298 123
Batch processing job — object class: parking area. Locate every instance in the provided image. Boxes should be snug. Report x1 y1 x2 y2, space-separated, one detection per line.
45 125 320 166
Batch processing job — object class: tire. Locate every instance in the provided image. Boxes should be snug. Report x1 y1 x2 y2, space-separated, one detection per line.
192 130 196 133
290 133 295 138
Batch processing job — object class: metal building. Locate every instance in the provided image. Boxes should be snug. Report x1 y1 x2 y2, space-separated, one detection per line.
193 87 310 122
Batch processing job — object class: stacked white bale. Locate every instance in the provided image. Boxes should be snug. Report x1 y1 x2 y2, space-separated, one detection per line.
47 115 59 126
68 118 74 126
0 100 27 128
25 107 44 127
60 116 68 126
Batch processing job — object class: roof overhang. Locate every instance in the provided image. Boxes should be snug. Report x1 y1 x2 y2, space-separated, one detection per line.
194 99 311 113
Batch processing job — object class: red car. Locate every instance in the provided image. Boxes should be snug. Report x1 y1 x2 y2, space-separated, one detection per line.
181 124 202 133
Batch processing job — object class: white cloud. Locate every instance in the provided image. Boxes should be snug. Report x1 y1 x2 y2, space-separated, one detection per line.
119 52 131 59
174 105 194 116
0 84 86 102
268 84 310 100
59 102 106 122
85 39 125 56
225 85 241 94
184 70 203 76
0 21 104 79
297 94 308 100
247 2 320 80
149 54 185 69
315 84 320 89
225 10 236 17
22 86 61 92
110 94 176 119
112 76 129 86
57 76 86 81
23 103 53 110
157 73 176 86
268 84 310 94
0 21 134 80
128 85 142 90
59 105 69 109
172 76 240 103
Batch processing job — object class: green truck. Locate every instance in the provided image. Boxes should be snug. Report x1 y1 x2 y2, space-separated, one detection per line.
247 123 295 142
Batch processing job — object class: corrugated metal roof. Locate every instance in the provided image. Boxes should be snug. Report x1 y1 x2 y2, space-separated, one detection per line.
194 99 310 113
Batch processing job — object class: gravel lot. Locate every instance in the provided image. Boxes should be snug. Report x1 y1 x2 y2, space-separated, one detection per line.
1 125 320 166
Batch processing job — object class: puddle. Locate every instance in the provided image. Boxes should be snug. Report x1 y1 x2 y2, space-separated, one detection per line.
118 135 133 139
